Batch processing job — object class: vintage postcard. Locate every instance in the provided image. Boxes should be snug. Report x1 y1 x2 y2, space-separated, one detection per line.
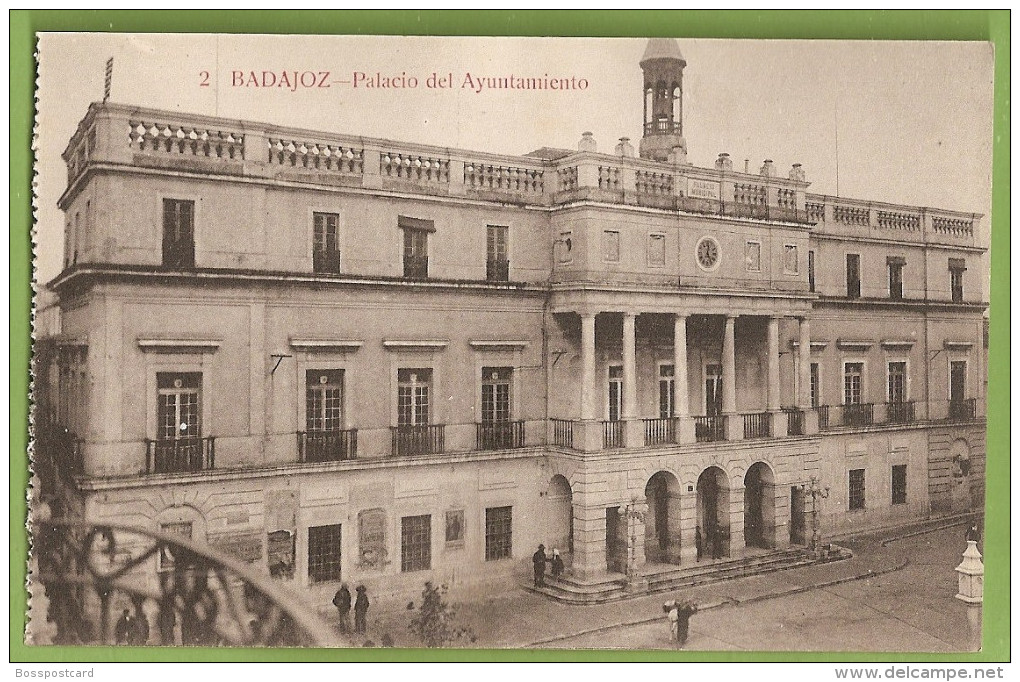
28 31 995 655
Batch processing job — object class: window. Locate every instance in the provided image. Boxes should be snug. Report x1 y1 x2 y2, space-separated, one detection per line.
846 253 861 299
306 369 344 432
158 522 193 572
162 198 196 269
887 256 905 300
399 216 433 279
810 362 821 408
887 362 907 403
557 231 573 264
484 506 512 561
73 212 80 265
602 230 620 262
608 365 623 421
784 244 799 274
705 364 723 416
658 364 674 419
891 465 907 505
157 372 201 442
808 250 815 292
481 367 512 424
397 368 432 426
843 362 864 405
487 225 509 281
745 241 761 272
949 361 967 404
401 515 431 572
647 233 666 266
949 258 966 303
313 212 340 274
848 469 866 510
308 524 342 583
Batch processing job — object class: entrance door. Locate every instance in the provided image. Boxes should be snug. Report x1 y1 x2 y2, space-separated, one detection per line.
697 468 729 560
606 507 623 573
790 486 806 545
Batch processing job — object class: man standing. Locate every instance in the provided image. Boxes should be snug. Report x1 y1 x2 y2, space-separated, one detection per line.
532 544 549 587
353 585 369 635
333 583 352 633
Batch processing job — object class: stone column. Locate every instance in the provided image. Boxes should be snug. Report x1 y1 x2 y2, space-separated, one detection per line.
679 486 698 566
729 485 745 556
723 315 742 440
622 312 643 447
571 504 607 581
768 316 787 437
580 312 597 421
674 314 694 443
798 316 819 434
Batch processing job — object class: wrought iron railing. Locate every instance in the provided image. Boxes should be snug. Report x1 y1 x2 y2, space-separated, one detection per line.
842 403 874 427
403 255 428 279
145 437 215 475
312 249 341 274
603 420 624 449
297 429 357 462
694 415 725 443
551 419 574 449
643 417 677 446
390 424 444 456
486 258 509 282
948 398 976 422
885 401 915 424
30 517 339 646
784 408 805 436
743 412 772 439
476 420 525 450
817 405 830 430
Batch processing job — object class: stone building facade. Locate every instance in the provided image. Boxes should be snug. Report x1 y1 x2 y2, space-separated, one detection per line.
40 40 987 604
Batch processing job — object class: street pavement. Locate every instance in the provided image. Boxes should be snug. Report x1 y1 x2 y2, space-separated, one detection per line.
353 519 982 652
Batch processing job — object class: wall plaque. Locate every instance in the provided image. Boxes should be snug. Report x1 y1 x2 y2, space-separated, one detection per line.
358 508 388 570
688 178 720 200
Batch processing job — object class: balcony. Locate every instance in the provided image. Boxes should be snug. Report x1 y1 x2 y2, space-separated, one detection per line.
886 401 915 424
297 429 357 463
842 403 874 427
312 249 341 274
145 437 215 474
817 405 830 430
476 420 525 450
551 419 574 448
643 417 677 446
390 424 444 456
694 415 725 443
784 408 805 436
948 398 977 422
743 412 772 440
603 420 624 449
486 258 510 283
402 255 428 280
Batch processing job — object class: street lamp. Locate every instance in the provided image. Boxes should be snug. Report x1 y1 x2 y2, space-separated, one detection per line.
801 476 829 555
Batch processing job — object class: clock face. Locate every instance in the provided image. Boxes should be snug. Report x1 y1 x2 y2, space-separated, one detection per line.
696 236 721 271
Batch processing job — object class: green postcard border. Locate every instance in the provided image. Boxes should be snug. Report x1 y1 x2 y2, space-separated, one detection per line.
9 9 1010 664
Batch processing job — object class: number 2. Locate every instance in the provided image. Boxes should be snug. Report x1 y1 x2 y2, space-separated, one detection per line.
199 71 210 87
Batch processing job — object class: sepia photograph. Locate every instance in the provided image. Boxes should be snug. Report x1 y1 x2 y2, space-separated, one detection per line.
26 26 997 658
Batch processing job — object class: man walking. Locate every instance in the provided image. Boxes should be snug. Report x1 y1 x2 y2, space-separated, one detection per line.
532 544 549 587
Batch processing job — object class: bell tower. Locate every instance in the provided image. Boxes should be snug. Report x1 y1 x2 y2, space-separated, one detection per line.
639 38 687 163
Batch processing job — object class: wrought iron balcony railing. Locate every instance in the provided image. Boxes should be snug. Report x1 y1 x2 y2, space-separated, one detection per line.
475 420 525 451
694 415 725 443
948 398 976 422
145 437 215 475
784 408 805 436
603 420 624 449
486 258 510 282
403 255 428 279
390 424 445 456
743 412 772 439
842 403 874 427
643 417 677 446
297 429 357 463
312 249 341 274
551 419 574 449
31 517 339 647
817 405 831 430
885 401 915 424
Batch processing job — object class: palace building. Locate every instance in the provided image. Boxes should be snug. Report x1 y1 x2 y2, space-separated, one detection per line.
38 39 987 606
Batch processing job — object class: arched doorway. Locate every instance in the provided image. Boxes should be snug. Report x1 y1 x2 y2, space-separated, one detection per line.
644 471 682 564
696 467 730 560
744 462 776 549
547 475 574 554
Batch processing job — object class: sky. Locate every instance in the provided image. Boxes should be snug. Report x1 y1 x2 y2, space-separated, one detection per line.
34 34 994 284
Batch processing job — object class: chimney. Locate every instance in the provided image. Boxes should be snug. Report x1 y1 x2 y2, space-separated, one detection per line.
789 163 806 182
744 159 750 174
578 132 597 153
614 137 634 158
759 159 775 177
715 152 733 171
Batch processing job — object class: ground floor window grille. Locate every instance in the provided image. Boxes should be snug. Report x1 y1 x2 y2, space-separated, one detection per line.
849 469 866 511
401 515 432 572
485 506 512 561
307 523 342 583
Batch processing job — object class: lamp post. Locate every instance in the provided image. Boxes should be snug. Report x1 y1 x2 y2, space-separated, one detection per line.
803 476 829 555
